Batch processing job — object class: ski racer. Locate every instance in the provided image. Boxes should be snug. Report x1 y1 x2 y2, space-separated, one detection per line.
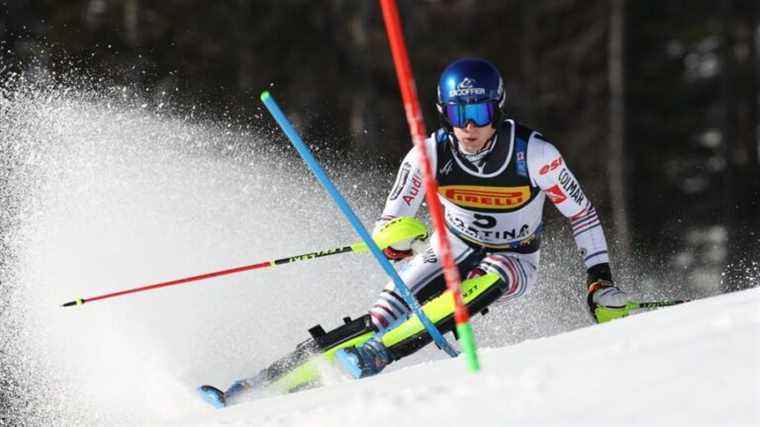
333 57 632 377
199 57 632 407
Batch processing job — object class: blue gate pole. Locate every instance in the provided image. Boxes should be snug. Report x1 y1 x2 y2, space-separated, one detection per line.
260 91 457 357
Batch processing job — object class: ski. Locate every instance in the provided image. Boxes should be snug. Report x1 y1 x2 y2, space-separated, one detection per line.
197 315 374 408
197 273 505 408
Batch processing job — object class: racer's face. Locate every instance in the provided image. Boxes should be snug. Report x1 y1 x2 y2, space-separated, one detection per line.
452 122 497 154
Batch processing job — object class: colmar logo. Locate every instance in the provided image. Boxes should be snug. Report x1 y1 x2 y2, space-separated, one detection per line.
449 77 486 98
558 169 585 204
439 185 530 209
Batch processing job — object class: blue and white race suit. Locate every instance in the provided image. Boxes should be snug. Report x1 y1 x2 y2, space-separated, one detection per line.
369 119 610 332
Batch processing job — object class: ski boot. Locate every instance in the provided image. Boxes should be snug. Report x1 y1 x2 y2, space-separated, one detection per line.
197 385 227 409
334 338 392 379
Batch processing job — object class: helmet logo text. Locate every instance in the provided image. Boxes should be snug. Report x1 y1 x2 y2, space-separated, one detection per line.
449 77 486 98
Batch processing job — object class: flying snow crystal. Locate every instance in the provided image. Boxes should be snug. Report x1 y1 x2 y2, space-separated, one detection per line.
0 69 390 424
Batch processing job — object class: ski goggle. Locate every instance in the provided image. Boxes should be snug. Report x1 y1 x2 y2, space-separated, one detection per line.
444 101 497 128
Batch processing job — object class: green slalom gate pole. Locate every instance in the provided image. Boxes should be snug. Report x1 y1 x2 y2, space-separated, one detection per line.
260 90 459 358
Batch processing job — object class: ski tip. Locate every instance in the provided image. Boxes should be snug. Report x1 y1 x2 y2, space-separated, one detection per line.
260 91 271 102
198 385 226 409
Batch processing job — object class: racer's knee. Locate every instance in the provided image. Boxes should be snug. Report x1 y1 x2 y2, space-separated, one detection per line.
368 249 449 333
470 254 532 299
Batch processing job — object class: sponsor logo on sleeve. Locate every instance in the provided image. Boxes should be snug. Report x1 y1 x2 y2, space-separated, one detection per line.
545 185 567 204
403 171 423 205
557 169 585 204
389 162 411 201
438 185 531 209
539 156 564 175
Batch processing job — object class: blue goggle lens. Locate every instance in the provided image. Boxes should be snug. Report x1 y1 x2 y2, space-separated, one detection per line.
444 102 497 127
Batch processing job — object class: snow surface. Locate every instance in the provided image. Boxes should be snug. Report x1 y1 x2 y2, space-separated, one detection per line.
189 288 760 426
1 77 757 426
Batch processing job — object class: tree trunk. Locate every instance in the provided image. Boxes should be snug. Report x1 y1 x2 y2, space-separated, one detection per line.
608 0 631 260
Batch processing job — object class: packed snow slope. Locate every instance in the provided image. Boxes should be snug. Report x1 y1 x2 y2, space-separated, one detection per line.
192 287 760 426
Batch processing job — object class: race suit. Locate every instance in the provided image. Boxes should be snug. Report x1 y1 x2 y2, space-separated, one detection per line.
369 118 610 333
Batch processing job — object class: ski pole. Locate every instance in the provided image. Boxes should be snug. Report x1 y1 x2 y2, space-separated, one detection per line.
61 242 370 308
379 0 478 369
631 299 687 309
260 91 459 358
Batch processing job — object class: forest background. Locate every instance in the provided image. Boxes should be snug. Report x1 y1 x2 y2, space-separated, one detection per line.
2 0 758 295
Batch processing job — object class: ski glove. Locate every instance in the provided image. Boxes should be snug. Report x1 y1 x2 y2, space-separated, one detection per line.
587 279 632 323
